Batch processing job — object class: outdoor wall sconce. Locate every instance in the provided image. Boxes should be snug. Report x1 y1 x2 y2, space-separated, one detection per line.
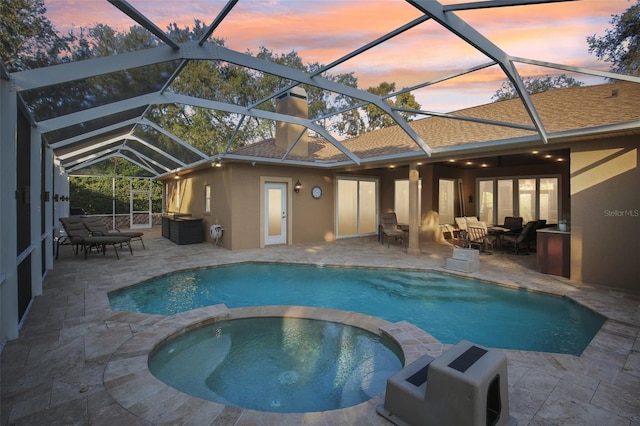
294 179 302 193
212 159 222 167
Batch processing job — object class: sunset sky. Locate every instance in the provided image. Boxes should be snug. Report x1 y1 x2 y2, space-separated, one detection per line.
44 0 632 111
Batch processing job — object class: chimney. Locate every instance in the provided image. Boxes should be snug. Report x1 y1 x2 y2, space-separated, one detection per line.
275 87 309 156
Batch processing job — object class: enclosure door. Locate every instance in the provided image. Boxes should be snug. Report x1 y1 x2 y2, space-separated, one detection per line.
130 187 152 229
264 183 287 245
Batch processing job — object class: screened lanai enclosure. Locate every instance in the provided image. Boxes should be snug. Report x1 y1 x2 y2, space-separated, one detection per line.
2 0 640 343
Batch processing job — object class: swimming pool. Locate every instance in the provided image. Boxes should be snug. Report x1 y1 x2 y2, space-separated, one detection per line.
148 317 403 413
109 262 605 355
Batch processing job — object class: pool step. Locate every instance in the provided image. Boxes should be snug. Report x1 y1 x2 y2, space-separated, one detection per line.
444 248 480 273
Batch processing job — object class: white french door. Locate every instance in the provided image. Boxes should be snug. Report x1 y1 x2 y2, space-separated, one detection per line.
264 182 287 245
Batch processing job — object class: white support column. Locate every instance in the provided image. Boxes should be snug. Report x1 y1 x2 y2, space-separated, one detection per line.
30 128 43 296
407 162 421 255
44 146 54 271
0 74 20 342
53 162 69 236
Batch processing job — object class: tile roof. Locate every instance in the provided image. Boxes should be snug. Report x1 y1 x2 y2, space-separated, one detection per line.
229 81 640 164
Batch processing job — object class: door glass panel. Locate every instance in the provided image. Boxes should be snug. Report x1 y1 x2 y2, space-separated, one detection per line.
205 185 211 213
438 179 455 225
337 180 358 236
497 179 513 224
267 188 282 236
395 179 422 225
518 179 536 223
539 178 559 223
478 180 494 224
359 181 377 234
395 180 409 224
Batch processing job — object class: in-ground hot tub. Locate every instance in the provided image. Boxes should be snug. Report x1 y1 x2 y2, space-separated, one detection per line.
148 316 403 413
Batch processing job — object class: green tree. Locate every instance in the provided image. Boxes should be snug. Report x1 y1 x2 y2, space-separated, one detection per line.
362 82 420 131
587 0 640 76
0 0 74 71
491 74 584 102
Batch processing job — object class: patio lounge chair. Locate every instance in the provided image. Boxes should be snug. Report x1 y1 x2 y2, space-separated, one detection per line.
59 217 132 260
501 221 537 255
82 216 145 249
379 212 407 248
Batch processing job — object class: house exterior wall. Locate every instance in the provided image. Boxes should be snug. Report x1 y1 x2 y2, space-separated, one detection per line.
161 140 639 291
162 163 336 250
570 135 640 291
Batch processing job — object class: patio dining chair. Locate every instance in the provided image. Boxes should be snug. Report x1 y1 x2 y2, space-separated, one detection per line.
502 216 523 232
379 212 407 248
501 221 537 255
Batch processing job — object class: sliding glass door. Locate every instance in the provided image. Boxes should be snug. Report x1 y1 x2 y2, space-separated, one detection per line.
336 177 378 237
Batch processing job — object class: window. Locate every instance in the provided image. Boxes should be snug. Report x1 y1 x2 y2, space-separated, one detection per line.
518 179 536 223
477 176 560 224
175 180 180 209
336 177 378 237
478 180 494 223
497 179 513 225
438 179 455 225
394 179 422 225
539 178 559 224
204 185 211 213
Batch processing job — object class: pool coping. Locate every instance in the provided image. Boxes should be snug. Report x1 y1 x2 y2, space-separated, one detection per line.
104 305 445 424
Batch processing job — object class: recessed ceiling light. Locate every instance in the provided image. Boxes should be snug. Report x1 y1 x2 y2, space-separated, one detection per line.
481 163 488 167
532 150 539 154
545 154 552 158
466 161 472 165
557 158 564 162
449 159 455 162
389 165 395 168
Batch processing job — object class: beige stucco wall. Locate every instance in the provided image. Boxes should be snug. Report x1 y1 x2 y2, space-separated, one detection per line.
162 163 336 250
570 135 640 291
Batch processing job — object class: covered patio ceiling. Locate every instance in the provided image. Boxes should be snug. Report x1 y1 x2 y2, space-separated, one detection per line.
8 0 640 178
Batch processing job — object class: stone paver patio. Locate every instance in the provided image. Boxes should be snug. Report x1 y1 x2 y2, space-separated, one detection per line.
1 228 639 425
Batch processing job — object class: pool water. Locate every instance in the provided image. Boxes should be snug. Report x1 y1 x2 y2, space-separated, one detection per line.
148 317 403 413
110 263 605 355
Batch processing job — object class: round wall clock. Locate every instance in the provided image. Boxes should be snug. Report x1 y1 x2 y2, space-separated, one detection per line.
311 186 322 199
